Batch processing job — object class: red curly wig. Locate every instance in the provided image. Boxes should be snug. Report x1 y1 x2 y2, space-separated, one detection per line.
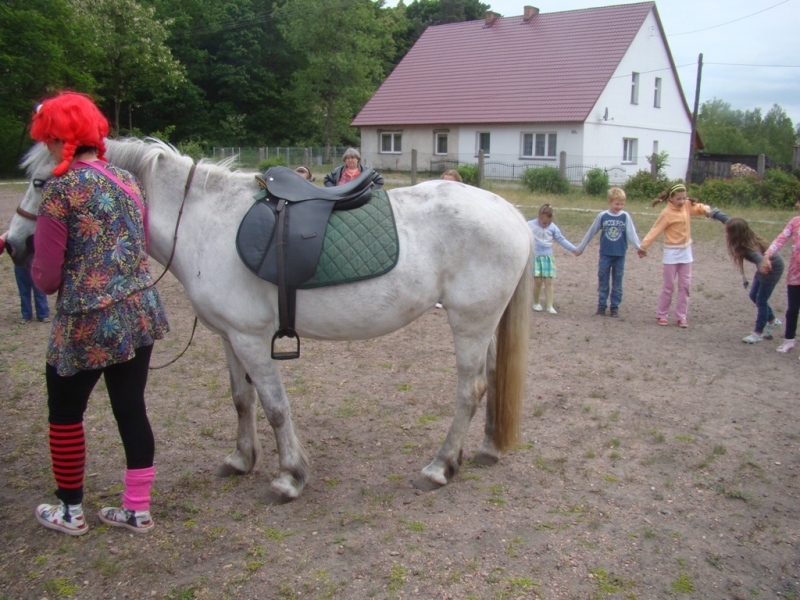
30 92 109 177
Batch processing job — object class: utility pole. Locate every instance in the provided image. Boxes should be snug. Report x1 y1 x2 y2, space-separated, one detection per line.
686 53 703 183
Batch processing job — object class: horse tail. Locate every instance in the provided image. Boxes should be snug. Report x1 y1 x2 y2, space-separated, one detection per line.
493 244 532 452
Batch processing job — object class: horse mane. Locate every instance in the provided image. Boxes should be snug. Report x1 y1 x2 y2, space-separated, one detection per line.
20 143 53 176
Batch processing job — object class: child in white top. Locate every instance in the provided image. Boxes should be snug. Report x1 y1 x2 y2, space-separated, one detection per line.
527 203 578 314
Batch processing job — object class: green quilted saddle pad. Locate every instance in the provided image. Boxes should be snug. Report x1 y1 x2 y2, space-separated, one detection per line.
300 189 399 289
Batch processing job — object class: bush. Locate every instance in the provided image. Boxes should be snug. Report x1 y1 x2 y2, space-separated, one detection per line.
758 169 800 208
521 166 570 194
176 139 207 161
257 156 288 171
696 177 757 207
583 168 609 196
623 170 669 201
456 164 480 187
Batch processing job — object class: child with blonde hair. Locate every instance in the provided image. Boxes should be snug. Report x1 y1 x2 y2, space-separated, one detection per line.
639 183 711 327
527 203 578 314
575 187 642 317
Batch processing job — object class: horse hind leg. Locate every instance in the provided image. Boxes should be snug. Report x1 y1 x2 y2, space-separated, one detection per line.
215 341 262 477
474 336 500 466
414 340 489 491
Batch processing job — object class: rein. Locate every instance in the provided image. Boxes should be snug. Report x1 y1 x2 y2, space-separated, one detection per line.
18 161 201 370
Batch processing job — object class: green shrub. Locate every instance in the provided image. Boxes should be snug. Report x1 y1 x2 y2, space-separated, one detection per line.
521 166 570 194
257 156 288 171
177 139 207 161
456 164 480 187
583 168 609 196
758 169 800 208
623 170 669 200
696 177 757 207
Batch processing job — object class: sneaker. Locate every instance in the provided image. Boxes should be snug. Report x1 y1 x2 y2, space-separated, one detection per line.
609 308 619 318
656 317 668 326
677 319 689 328
98 507 154 533
533 304 543 312
19 318 31 325
547 307 557 315
596 307 606 316
434 303 443 309
776 339 796 354
37 317 50 323
763 318 782 337
35 502 88 536
742 333 763 344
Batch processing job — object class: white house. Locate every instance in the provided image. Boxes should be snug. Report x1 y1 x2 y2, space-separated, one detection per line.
352 2 700 182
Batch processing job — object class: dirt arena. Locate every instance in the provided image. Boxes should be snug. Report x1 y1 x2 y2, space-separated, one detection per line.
1 181 798 600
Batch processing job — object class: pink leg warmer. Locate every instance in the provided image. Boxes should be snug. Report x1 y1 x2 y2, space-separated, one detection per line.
123 466 155 512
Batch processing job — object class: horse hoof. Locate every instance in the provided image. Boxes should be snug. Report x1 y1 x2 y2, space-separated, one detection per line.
412 476 447 492
214 463 246 478
472 451 499 467
263 489 297 505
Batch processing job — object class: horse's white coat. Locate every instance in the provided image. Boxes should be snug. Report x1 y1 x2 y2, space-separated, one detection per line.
9 140 532 501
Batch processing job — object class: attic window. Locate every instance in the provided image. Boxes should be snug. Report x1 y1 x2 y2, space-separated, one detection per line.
631 72 640 105
654 77 662 108
380 132 402 154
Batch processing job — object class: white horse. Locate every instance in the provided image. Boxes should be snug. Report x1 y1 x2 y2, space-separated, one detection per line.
8 139 532 503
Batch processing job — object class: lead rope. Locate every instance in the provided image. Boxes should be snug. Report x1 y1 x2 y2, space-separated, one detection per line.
150 163 198 370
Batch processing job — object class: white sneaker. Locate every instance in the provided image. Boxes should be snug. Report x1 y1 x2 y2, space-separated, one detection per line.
533 304 543 312
763 318 782 337
547 307 558 314
434 303 443 309
776 339 796 353
98 506 154 533
35 502 88 536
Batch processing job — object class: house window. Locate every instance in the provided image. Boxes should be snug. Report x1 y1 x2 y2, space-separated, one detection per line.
654 77 662 108
522 133 557 158
631 72 640 105
477 132 491 156
380 132 402 153
435 132 448 155
623 138 638 163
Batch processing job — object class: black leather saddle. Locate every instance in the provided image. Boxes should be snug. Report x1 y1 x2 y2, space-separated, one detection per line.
236 166 379 359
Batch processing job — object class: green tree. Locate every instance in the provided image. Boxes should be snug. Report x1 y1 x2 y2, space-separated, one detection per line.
276 0 395 155
71 0 185 132
0 0 99 172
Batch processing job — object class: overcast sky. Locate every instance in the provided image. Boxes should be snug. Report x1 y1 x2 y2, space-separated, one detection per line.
389 0 800 127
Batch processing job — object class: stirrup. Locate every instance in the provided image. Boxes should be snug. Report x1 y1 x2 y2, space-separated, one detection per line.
271 328 300 360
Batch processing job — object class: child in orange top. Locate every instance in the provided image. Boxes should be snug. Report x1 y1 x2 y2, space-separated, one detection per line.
639 183 711 327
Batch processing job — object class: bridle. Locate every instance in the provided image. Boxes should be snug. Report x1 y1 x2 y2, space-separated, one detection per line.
17 163 200 370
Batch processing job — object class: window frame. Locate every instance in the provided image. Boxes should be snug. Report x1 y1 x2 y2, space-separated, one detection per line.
380 131 402 154
631 72 640 105
623 138 638 164
521 132 557 159
476 131 491 157
654 77 662 108
434 132 448 156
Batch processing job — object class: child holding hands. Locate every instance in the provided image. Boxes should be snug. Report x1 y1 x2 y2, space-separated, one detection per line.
639 183 711 327
760 193 800 355
575 187 642 317
527 203 579 314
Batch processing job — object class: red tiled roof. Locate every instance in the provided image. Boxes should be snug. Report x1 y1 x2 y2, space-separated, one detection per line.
353 2 658 126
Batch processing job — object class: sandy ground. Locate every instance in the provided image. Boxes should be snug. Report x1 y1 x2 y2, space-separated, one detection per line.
0 181 799 600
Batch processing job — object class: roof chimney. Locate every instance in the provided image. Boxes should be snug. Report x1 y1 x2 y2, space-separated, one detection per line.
485 11 500 27
523 6 539 22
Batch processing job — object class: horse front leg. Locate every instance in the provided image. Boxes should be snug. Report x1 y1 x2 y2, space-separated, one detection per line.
415 342 488 491
215 341 262 477
234 344 310 503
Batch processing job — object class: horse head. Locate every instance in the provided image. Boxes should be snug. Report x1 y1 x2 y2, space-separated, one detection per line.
7 143 54 267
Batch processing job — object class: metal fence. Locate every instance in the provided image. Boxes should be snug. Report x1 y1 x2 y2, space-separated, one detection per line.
211 146 352 169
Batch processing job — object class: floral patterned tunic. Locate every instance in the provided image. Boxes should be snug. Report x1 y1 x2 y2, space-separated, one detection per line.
38 164 169 376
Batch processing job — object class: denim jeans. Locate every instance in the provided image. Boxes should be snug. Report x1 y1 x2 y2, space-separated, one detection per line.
598 254 625 310
748 278 777 334
14 266 49 320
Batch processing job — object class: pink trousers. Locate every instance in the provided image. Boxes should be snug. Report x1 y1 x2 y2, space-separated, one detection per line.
658 262 692 322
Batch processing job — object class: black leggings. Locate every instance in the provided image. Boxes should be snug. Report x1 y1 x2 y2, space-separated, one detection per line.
46 344 155 470
785 285 800 340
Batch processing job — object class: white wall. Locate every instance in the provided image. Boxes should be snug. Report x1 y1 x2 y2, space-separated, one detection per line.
585 8 692 178
359 125 460 171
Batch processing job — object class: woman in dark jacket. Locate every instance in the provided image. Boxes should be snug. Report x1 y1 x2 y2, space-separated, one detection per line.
324 147 384 188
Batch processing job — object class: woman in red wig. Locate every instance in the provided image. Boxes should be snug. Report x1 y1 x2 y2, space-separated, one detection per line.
29 92 169 535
